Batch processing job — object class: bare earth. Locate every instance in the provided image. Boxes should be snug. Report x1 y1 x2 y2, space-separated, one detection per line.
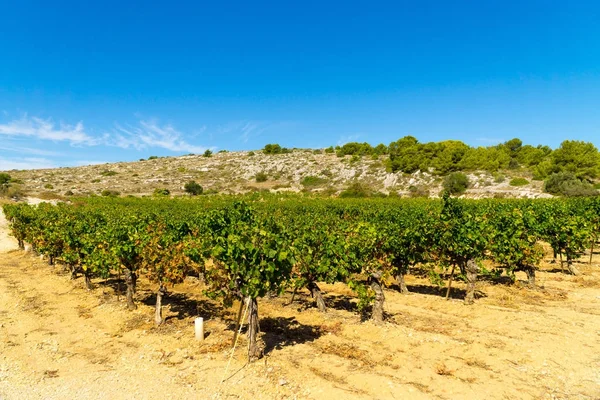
1 209 599 399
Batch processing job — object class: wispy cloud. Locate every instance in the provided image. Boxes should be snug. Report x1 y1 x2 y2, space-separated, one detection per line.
0 157 57 171
0 115 97 145
0 145 61 157
110 119 210 154
218 120 268 143
337 134 361 146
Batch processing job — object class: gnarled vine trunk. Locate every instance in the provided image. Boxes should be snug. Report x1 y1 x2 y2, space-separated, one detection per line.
17 239 24 250
307 281 327 312
565 252 581 276
396 271 409 294
84 270 93 290
524 266 535 288
464 259 478 305
247 297 263 361
154 284 166 325
69 264 77 280
370 272 385 324
125 269 137 310
48 255 54 266
445 263 456 300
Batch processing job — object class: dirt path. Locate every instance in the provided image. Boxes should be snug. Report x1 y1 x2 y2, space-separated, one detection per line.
1 206 600 399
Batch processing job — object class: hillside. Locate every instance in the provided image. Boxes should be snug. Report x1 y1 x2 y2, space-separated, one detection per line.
1 149 553 199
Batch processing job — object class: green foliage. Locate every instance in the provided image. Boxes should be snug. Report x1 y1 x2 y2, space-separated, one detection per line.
101 189 120 197
509 177 529 187
339 182 372 198
544 172 598 197
442 172 469 196
153 188 170 197
100 170 118 177
300 176 328 188
203 150 213 158
408 185 429 198
324 146 334 154
550 140 600 180
0 173 11 186
247 151 255 156
184 181 203 195
44 183 54 189
255 172 268 182
148 156 158 160
263 144 290 155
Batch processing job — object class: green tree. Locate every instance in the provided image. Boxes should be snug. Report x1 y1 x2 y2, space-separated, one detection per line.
184 181 203 195
551 140 600 180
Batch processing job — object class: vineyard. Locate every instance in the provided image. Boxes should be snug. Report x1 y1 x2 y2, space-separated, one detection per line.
3 194 600 363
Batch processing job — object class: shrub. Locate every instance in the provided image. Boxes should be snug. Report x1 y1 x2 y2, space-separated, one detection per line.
184 181 203 195
509 177 529 186
148 156 158 160
218 150 228 153
100 170 118 176
44 183 54 189
324 146 335 154
0 173 11 186
91 179 101 183
339 182 372 198
203 149 213 158
255 172 268 182
301 176 328 188
408 185 430 198
64 190 74 196
177 167 186 173
544 172 598 197
153 188 170 196
247 151 255 156
263 144 290 155
442 172 470 196
101 189 120 197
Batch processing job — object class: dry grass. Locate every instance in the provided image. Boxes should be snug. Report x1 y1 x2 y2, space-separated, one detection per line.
435 362 454 376
316 342 376 367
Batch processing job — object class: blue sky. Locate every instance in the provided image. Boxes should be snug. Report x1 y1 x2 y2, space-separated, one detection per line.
1 1 600 170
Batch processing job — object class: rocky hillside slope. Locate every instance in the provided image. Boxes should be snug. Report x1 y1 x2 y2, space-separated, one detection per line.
4 150 551 199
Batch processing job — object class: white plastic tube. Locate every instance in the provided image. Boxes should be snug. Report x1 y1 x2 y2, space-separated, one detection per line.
195 317 204 341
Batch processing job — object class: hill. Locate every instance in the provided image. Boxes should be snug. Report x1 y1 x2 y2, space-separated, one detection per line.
1 136 599 199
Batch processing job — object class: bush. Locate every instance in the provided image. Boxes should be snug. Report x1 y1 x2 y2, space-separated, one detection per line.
255 172 268 182
509 177 529 186
408 185 429 198
64 190 74 196
300 176 328 188
247 151 255 156
442 172 470 196
544 172 598 197
203 150 213 158
184 181 203 195
44 183 54 189
324 146 335 154
153 188 170 196
263 144 290 155
91 179 100 183
0 173 11 186
148 156 158 160
100 170 118 176
339 182 372 198
101 190 120 197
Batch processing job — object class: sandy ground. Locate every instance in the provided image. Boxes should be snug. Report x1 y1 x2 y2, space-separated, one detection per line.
1 207 600 399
